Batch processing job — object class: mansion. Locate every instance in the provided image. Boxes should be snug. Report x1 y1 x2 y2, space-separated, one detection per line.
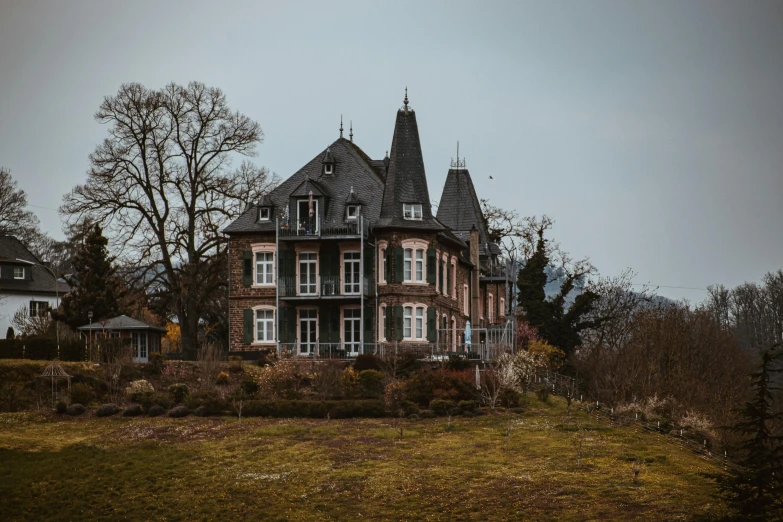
224 93 511 358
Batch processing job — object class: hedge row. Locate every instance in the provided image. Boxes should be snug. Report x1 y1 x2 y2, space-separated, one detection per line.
242 399 387 419
0 338 87 361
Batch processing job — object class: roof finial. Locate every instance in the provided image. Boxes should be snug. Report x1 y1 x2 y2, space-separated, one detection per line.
450 140 466 169
403 87 409 113
349 120 353 142
339 115 344 138
350 186 354 194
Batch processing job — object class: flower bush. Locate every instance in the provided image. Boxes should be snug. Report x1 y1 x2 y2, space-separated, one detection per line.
125 380 155 402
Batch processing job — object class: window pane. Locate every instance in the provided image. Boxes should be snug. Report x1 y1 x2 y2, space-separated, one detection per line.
415 250 423 281
404 249 412 281
416 308 423 339
404 307 412 338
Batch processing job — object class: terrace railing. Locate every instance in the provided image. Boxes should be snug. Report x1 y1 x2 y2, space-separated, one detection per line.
278 214 369 239
278 275 375 298
276 342 514 361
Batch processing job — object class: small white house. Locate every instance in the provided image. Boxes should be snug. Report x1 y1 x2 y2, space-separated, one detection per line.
0 236 69 337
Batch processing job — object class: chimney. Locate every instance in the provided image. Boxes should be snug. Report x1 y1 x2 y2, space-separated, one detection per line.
470 224 480 326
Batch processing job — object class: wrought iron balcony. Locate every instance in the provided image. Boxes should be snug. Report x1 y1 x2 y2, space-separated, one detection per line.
278 275 375 298
277 214 369 240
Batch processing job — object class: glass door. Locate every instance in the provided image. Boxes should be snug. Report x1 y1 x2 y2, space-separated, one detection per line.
343 252 360 294
343 308 361 355
299 309 317 355
299 253 317 295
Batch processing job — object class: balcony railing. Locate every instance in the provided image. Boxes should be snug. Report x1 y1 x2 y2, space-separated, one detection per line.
276 342 515 361
480 264 508 279
278 214 369 239
278 275 375 298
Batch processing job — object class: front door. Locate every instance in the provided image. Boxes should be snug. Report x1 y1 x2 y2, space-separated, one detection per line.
299 309 317 355
299 253 318 295
344 308 361 355
131 331 148 362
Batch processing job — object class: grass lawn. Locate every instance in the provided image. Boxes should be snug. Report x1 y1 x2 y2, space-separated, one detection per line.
0 397 726 521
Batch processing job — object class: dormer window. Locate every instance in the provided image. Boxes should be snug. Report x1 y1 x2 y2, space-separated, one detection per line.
258 207 271 221
346 205 359 220
403 203 423 220
14 267 24 279
324 163 333 175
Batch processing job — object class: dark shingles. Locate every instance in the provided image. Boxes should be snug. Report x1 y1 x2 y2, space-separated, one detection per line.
223 137 385 234
77 314 165 332
376 108 445 231
0 236 70 294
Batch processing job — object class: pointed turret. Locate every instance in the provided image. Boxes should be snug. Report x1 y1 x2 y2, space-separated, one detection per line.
376 91 444 230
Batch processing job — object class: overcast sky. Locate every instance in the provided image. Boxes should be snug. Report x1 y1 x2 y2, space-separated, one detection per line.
1 0 781 302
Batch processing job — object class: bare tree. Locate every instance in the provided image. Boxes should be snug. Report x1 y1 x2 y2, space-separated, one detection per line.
61 82 278 356
11 305 52 338
0 167 41 245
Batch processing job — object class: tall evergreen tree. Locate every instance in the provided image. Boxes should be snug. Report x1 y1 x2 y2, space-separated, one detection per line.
516 228 599 356
56 224 126 330
718 346 783 521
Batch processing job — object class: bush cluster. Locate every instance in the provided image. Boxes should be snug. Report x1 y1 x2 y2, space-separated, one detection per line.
122 404 143 417
216 371 230 385
96 403 120 417
357 370 384 399
405 369 478 407
168 383 189 404
66 403 85 416
185 389 228 415
147 405 165 417
242 399 386 419
125 380 155 402
168 405 189 418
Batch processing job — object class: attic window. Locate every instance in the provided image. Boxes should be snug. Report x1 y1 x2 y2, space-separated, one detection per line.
324 163 333 175
13 267 25 279
403 203 423 220
258 207 271 221
346 205 359 220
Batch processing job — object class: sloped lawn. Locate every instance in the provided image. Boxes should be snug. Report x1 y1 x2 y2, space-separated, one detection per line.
0 398 726 521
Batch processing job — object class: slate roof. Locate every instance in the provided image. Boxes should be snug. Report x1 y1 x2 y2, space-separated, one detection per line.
223 137 386 234
437 169 501 256
0 236 70 295
77 314 166 332
375 106 445 231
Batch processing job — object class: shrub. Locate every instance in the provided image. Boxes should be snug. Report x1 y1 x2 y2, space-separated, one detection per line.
536 386 550 403
55 401 67 414
445 356 470 371
241 399 386 419
402 400 420 416
353 354 383 372
194 406 208 417
185 389 228 415
125 380 155 402
384 380 408 417
429 399 458 416
70 383 95 406
168 383 190 404
419 409 435 419
405 369 478 407
499 387 520 408
255 361 305 399
358 370 385 399
122 404 143 417
66 403 85 416
216 371 230 385
147 405 165 417
240 375 259 397
168 405 189 418
137 392 172 412
96 403 120 417
149 352 167 375
458 400 477 413
312 361 346 399
228 356 244 373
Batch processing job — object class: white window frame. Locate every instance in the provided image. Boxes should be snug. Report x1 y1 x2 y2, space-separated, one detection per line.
258 207 271 221
254 306 276 344
402 203 423 220
403 303 427 341
378 241 388 285
379 305 387 341
342 251 361 295
463 283 469 316
450 257 457 299
488 293 494 322
401 240 428 285
500 297 506 317
298 308 318 354
451 316 457 351
298 251 318 296
324 163 333 175
297 199 319 233
342 306 361 355
29 300 49 318
252 244 275 287
346 205 359 220
13 267 24 279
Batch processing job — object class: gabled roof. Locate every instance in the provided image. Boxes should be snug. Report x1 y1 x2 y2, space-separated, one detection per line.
376 104 444 231
0 236 70 295
437 169 501 256
77 314 166 332
290 178 327 198
223 137 385 234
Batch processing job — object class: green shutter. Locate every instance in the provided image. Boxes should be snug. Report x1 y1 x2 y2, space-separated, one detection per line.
427 307 437 342
447 261 452 296
329 309 340 343
363 306 375 348
427 248 436 284
394 247 404 283
243 309 254 344
395 305 404 341
319 307 331 342
242 251 253 286
363 247 374 279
